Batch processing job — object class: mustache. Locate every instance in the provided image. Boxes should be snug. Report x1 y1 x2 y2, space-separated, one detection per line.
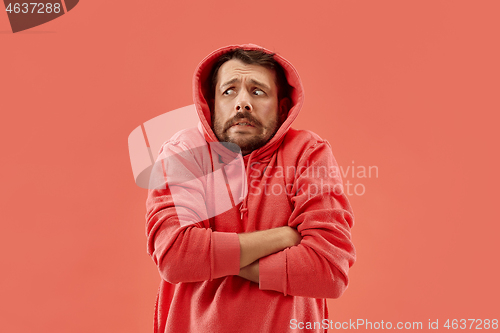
224 112 262 131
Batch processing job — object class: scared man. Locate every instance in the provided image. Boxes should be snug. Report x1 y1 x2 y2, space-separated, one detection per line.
146 44 355 333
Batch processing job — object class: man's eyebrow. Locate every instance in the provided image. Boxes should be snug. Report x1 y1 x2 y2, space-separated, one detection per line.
220 78 239 90
248 79 271 91
219 78 271 91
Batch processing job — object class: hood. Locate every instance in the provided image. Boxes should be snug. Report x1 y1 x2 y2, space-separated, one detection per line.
192 43 304 162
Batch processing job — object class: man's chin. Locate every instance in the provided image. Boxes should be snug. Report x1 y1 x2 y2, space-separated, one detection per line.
213 126 276 155
237 141 267 155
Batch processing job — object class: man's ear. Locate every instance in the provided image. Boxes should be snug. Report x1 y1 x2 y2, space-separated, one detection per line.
279 97 291 122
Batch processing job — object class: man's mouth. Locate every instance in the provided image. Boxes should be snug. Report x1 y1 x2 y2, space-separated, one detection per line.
232 121 254 127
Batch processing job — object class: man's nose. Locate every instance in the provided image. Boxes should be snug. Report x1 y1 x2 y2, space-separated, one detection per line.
235 91 252 113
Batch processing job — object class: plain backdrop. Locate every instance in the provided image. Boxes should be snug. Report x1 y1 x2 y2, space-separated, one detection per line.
1 1 499 332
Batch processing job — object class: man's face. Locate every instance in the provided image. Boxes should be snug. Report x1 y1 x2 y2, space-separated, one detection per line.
212 59 284 155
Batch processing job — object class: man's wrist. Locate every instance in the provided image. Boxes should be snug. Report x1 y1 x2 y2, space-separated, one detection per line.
238 260 259 283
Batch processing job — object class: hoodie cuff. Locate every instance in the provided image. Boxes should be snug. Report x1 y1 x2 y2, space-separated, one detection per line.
259 249 288 295
211 232 241 279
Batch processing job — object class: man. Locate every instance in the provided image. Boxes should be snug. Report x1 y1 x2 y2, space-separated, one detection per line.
146 44 355 333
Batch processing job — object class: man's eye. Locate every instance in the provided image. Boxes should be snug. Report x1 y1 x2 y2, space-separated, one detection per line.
253 89 265 96
223 89 234 95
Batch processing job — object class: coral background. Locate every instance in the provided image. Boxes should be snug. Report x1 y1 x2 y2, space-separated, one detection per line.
1 1 499 332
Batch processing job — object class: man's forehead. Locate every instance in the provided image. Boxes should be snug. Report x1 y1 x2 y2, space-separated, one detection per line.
217 59 277 88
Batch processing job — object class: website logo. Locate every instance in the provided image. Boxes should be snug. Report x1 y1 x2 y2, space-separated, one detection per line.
128 105 247 226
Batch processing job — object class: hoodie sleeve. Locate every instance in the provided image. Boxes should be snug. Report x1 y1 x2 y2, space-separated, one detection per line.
259 140 356 298
145 140 241 284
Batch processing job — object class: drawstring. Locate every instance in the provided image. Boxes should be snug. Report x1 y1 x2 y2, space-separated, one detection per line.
240 208 247 220
238 151 276 220
216 149 247 220
239 151 255 220
219 154 236 208
217 146 276 221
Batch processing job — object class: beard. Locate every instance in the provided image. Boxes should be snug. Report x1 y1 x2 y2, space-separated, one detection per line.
212 111 280 155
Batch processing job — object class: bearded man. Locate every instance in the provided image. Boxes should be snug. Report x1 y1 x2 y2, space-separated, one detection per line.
145 44 356 333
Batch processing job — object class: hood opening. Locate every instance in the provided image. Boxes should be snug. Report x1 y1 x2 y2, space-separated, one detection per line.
193 43 304 158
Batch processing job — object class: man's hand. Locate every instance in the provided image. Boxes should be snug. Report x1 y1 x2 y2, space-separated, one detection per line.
281 225 302 248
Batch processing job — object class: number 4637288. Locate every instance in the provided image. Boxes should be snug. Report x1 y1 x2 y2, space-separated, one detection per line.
5 3 62 14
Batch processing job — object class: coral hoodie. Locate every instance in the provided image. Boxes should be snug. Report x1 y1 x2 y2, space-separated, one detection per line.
145 44 355 333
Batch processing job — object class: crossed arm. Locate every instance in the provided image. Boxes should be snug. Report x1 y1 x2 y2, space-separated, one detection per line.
146 139 355 298
237 226 302 283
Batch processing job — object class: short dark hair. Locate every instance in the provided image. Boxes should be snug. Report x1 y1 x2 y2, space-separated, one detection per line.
208 48 292 103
